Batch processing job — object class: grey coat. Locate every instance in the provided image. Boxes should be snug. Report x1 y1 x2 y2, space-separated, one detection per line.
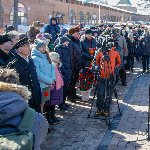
116 35 128 58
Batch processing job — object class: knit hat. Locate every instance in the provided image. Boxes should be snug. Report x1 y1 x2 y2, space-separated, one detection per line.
11 37 30 50
85 29 92 35
59 36 69 44
38 36 50 45
49 52 60 61
36 33 43 39
51 17 57 22
34 39 46 49
69 26 80 35
43 33 52 40
61 28 68 36
0 34 12 45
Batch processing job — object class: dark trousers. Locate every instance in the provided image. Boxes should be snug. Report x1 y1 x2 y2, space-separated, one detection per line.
142 55 149 71
135 52 141 61
126 54 134 71
44 105 55 112
119 67 126 84
68 71 79 98
44 105 57 123
96 78 113 111
59 83 69 106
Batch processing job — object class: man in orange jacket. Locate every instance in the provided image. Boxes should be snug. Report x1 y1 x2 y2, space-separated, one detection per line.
95 43 121 116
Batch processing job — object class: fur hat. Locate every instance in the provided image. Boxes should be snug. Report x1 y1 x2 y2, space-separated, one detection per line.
0 68 31 100
69 26 80 35
32 21 44 28
11 37 30 50
0 34 12 45
49 52 60 61
34 39 46 49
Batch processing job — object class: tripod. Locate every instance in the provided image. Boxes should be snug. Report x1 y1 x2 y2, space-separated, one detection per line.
87 77 122 126
87 52 122 126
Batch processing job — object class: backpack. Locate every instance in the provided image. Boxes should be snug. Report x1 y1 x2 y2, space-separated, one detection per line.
0 107 36 150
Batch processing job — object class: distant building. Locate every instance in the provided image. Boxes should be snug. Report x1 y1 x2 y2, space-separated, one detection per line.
116 0 137 13
0 0 149 29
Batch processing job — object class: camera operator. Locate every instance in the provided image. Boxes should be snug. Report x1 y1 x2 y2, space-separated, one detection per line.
94 40 121 117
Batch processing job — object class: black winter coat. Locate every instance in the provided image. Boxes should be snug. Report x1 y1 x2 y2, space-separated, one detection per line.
55 44 72 83
69 36 83 72
81 37 97 67
0 50 14 68
7 53 42 113
44 24 60 43
140 35 150 56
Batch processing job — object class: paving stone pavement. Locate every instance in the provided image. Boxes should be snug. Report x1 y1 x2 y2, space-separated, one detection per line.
41 61 150 150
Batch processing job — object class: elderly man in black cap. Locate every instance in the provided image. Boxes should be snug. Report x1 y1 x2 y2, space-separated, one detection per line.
0 34 14 67
8 37 42 112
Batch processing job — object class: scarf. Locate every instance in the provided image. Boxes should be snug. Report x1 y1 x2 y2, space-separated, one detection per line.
55 67 64 90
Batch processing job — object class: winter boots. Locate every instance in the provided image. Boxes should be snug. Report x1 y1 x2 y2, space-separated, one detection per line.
45 110 61 125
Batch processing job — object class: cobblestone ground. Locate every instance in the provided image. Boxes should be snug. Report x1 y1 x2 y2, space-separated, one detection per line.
41 61 150 150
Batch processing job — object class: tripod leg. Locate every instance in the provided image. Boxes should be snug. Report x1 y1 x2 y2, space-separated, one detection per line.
104 80 112 126
105 97 111 126
87 87 97 118
106 111 111 126
113 87 122 116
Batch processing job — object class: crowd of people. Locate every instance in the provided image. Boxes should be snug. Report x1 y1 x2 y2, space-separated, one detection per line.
0 17 150 149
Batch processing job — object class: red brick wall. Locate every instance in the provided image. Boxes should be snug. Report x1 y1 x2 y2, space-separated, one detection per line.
1 0 150 26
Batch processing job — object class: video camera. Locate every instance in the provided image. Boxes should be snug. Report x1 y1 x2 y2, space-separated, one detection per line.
103 37 120 52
